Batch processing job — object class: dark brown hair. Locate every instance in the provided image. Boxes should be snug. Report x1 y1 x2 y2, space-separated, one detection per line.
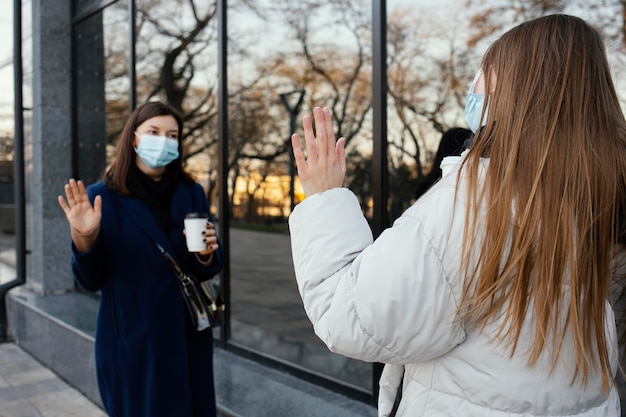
104 101 194 194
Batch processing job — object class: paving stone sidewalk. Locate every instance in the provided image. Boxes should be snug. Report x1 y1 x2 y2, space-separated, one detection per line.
0 343 106 417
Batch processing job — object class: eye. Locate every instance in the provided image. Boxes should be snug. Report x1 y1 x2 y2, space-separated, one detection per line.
167 133 179 140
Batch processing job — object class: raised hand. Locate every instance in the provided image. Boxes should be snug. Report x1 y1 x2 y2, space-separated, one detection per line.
57 178 102 252
291 107 346 197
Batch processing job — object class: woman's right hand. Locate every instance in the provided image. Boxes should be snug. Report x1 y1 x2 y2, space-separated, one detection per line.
58 179 102 252
291 107 346 197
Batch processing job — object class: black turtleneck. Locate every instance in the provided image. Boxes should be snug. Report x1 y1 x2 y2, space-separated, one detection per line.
126 165 179 232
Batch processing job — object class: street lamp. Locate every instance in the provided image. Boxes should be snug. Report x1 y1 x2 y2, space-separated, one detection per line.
279 89 305 213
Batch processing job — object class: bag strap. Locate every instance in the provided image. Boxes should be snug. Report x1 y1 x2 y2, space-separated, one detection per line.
155 242 189 283
114 193 174 248
114 194 191 285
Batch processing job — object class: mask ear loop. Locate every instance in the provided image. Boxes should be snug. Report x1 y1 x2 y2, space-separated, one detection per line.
469 69 483 94
133 132 141 152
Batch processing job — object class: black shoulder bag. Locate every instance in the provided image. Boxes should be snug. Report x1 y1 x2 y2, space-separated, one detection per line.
155 242 225 331
114 193 225 332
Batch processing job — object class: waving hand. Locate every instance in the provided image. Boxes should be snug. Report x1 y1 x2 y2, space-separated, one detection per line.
291 107 346 197
57 178 102 252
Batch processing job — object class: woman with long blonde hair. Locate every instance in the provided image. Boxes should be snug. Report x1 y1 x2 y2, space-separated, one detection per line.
289 14 626 416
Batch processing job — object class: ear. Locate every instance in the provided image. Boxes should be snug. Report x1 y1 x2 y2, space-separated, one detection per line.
488 67 497 93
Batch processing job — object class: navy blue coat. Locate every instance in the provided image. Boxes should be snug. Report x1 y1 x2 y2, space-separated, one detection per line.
71 180 224 417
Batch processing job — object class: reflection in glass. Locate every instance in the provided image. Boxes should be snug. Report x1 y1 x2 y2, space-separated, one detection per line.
226 0 374 392
385 0 474 222
74 8 108 185
103 0 131 164
21 0 32 111
135 0 219 195
0 0 15 263
385 1 626 219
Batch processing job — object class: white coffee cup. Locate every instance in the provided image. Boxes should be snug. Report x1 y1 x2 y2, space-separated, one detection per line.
184 213 208 252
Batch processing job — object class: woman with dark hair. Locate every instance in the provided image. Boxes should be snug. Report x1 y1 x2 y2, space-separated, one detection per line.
289 15 626 416
415 127 472 200
58 101 224 417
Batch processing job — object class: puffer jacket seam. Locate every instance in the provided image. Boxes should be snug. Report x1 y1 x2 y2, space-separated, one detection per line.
402 213 466 337
346 276 409 363
349 215 465 363
406 370 612 416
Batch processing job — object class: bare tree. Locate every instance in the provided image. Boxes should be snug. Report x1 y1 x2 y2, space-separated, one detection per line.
263 0 373 206
383 5 481 214
465 0 625 50
464 0 626 106
99 0 626 222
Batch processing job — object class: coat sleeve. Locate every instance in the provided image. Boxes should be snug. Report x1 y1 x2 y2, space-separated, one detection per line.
289 188 465 364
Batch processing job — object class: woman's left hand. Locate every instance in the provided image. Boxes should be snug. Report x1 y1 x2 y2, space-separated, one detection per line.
185 221 218 266
291 107 346 196
198 221 219 257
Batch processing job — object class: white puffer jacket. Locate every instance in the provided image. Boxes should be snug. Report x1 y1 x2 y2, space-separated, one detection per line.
289 155 620 417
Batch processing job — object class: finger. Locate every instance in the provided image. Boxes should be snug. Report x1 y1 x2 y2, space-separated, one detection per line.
336 137 347 174
292 134 308 177
302 114 317 162
313 107 328 158
322 108 336 157
68 179 80 203
64 183 75 205
76 180 89 203
58 195 70 214
93 195 102 215
199 243 218 256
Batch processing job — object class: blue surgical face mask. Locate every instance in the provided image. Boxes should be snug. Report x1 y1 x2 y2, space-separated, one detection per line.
464 70 489 133
134 133 179 168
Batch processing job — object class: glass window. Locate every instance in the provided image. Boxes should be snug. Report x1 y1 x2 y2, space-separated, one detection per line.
74 0 130 181
226 0 374 393
134 0 219 203
67 0 626 404
102 0 130 165
21 0 32 112
73 9 107 184
386 0 475 217
0 0 15 273
386 0 626 216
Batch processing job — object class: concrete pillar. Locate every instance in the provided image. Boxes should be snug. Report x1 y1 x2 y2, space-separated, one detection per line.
28 0 107 294
27 0 76 294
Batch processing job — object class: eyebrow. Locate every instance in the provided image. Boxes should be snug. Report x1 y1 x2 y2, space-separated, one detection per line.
144 124 178 133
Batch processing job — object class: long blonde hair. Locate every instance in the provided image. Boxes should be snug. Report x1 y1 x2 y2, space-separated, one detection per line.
459 14 626 391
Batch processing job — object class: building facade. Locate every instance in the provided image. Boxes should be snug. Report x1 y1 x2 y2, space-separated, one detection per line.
1 0 624 415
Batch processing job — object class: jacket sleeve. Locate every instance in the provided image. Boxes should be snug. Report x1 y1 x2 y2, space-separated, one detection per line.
289 188 465 364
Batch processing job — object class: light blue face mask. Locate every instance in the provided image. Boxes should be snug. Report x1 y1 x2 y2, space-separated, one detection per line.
464 70 489 133
134 133 179 168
